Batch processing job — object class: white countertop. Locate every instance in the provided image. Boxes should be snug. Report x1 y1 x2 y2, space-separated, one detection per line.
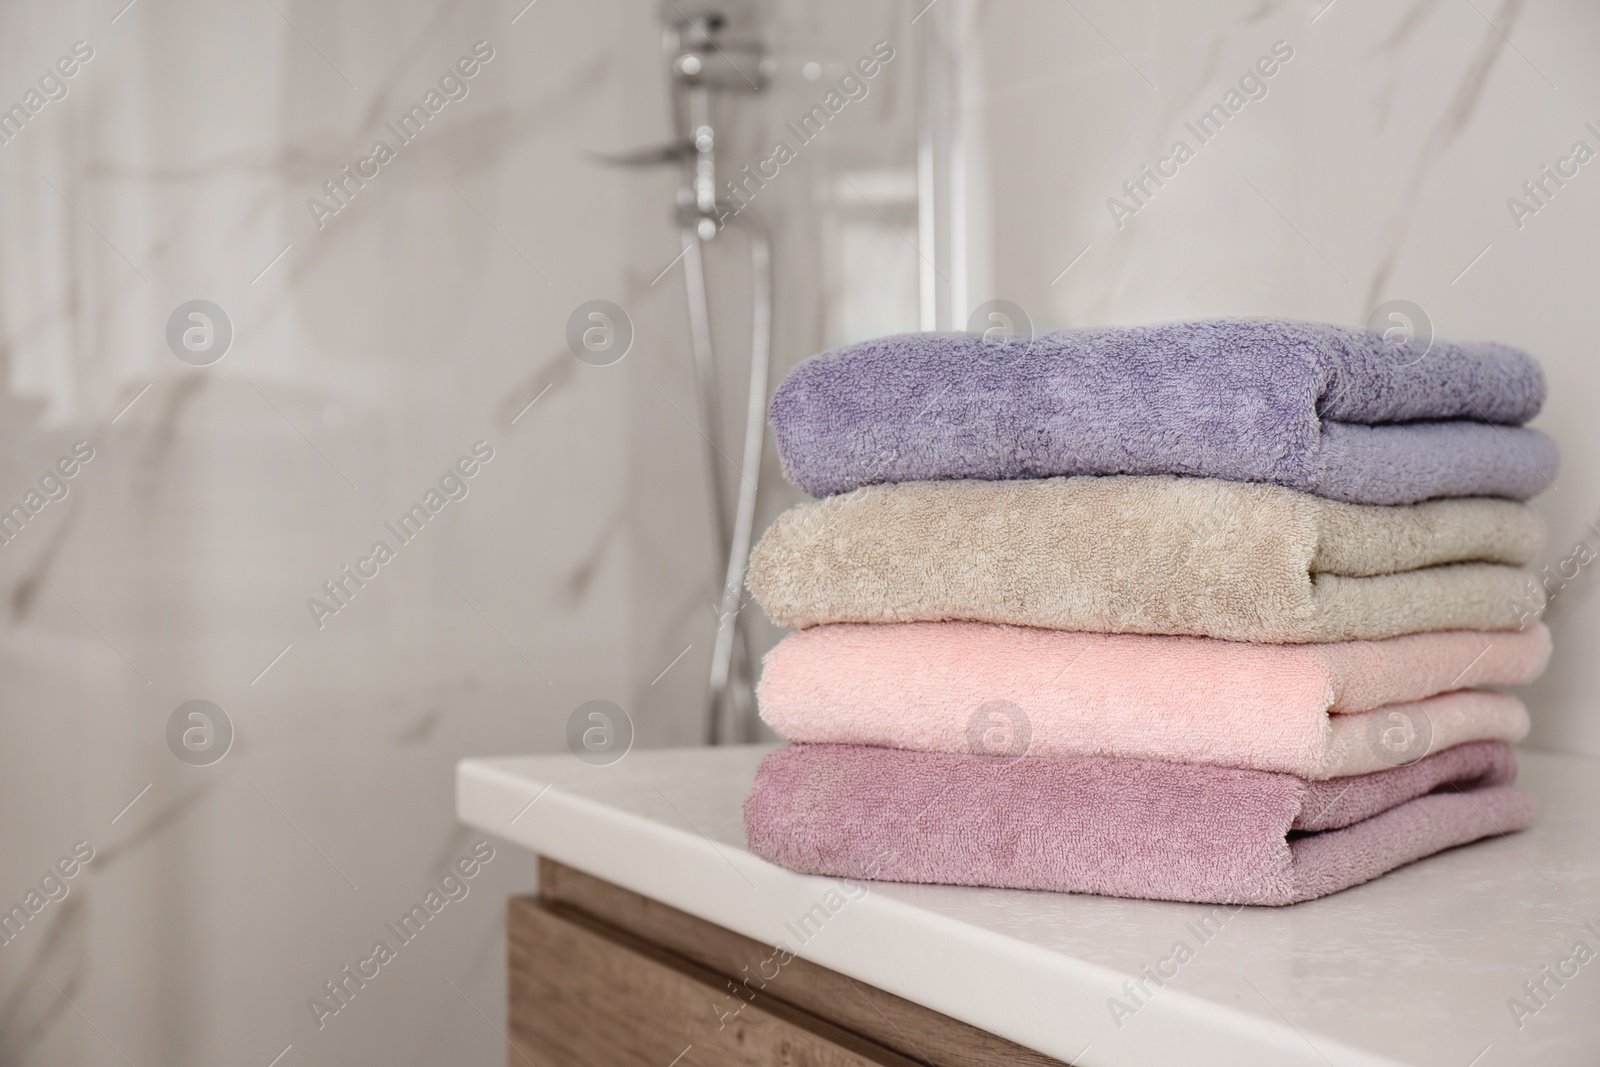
457 745 1600 1067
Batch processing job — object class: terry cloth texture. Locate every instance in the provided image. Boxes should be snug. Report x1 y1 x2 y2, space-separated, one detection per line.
746 475 1545 643
742 742 1532 905
770 320 1558 504
757 623 1551 778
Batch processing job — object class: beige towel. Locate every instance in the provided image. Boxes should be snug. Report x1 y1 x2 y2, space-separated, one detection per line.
747 476 1544 643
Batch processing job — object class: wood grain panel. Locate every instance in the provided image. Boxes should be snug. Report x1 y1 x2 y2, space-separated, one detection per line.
533 859 1068 1067
508 895 923 1067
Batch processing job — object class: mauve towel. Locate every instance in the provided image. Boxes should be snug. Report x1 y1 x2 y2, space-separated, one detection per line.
771 320 1558 504
747 475 1544 642
758 623 1551 778
743 742 1533 905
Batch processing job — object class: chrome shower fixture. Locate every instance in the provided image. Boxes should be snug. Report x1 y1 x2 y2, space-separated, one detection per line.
602 8 774 745
664 11 772 239
665 12 772 90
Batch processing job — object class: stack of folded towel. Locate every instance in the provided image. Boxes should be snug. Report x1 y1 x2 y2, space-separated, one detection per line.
741 319 1557 906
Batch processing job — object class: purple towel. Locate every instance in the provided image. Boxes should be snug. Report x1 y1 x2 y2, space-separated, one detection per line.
771 320 1558 504
743 741 1533 905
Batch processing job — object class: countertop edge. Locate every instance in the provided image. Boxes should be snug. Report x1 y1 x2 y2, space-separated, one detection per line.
455 753 1408 1067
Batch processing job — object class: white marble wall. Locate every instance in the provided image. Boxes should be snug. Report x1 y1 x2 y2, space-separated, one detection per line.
0 0 915 1064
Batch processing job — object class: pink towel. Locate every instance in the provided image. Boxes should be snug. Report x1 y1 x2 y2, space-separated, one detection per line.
743 742 1533 905
757 623 1550 778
